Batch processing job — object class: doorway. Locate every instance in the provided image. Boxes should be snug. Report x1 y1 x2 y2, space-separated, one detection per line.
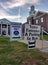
2 24 7 36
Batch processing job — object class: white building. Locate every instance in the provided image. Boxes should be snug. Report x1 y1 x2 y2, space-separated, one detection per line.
0 18 20 36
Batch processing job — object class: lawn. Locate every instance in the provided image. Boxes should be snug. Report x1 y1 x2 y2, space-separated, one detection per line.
43 35 48 40
0 36 48 65
40 34 48 40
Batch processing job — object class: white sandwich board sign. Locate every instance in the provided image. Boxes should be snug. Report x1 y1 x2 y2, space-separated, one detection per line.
24 24 41 49
10 23 22 41
24 24 41 41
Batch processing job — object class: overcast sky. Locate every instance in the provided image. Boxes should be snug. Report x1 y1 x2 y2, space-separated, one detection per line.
0 0 48 23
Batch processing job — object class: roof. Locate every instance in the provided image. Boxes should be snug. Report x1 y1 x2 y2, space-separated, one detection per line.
0 18 22 25
0 18 11 24
10 22 22 25
36 11 48 17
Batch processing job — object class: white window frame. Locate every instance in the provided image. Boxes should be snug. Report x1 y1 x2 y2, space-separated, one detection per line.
36 19 38 24
29 20 31 24
41 18 43 22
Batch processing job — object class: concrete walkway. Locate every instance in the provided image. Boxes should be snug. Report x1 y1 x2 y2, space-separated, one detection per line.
40 48 48 53
36 40 48 49
19 40 48 53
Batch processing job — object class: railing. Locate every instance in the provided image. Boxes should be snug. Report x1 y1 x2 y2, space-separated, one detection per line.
43 30 48 34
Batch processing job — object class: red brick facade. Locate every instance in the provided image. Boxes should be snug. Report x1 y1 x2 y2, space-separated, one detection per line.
34 12 48 32
27 8 48 32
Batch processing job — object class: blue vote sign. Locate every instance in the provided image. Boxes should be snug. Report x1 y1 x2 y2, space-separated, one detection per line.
14 31 19 35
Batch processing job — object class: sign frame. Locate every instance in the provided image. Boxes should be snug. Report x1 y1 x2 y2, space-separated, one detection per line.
24 24 41 49
10 23 22 41
24 24 41 41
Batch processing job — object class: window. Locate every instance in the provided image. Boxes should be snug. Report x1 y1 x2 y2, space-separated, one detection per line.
41 18 43 22
36 20 38 24
29 20 31 24
41 27 44 30
8 25 10 35
2 24 7 28
41 27 44 33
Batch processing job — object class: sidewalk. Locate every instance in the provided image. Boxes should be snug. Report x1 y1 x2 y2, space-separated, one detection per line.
40 48 48 53
19 40 48 53
36 40 48 49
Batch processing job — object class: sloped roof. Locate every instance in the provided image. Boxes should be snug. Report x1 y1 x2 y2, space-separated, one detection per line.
0 18 22 25
10 22 22 25
36 11 48 16
0 18 11 24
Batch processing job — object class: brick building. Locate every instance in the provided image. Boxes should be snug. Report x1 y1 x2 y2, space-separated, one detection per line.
27 5 48 33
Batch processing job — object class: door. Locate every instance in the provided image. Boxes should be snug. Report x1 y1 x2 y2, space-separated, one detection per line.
2 24 7 36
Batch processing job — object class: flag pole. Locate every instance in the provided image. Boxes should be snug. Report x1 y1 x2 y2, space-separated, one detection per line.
18 7 20 22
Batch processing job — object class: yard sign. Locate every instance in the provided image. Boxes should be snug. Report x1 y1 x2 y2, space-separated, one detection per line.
24 24 41 49
24 24 41 41
10 23 22 41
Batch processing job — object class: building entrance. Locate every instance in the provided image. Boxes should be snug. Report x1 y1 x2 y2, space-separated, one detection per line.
2 24 7 35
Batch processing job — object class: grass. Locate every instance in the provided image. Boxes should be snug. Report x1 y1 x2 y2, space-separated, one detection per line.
0 36 48 65
43 35 48 40
40 34 48 40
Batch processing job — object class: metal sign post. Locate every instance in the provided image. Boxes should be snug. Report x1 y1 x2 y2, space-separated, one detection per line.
42 27 43 49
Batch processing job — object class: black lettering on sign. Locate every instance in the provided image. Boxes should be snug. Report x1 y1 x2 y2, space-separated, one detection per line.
27 37 31 40
26 28 28 32
25 33 28 36
29 46 35 48
32 37 35 40
29 41 35 44
29 33 32 36
28 41 36 48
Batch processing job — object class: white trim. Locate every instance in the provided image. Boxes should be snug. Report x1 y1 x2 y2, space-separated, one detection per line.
6 24 8 36
41 18 43 22
36 19 38 24
1 24 2 35
29 20 31 25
